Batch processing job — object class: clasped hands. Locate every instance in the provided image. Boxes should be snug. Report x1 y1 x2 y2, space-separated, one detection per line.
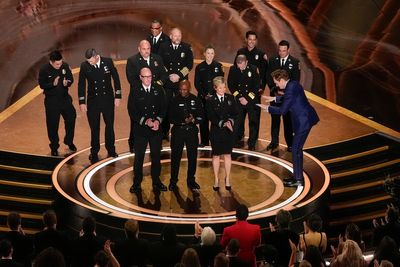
223 120 233 132
53 76 69 87
145 118 160 131
184 114 195 124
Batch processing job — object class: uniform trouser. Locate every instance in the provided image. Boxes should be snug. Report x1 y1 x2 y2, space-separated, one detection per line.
128 118 135 149
270 112 293 147
254 96 261 140
292 129 311 181
235 103 258 147
133 132 163 187
161 88 176 137
44 95 76 151
87 96 116 155
199 97 210 145
170 125 199 184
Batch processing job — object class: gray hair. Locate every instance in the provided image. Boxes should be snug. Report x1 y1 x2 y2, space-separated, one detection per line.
201 226 216 246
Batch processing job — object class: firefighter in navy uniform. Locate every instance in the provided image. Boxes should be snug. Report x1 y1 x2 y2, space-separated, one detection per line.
194 45 224 147
265 40 300 151
126 39 168 152
146 19 170 55
235 31 268 145
158 27 194 140
78 48 122 163
128 67 167 194
168 80 204 191
38 50 76 156
227 55 260 150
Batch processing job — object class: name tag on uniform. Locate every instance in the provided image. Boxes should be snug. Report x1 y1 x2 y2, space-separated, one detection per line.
181 52 185 58
179 104 184 106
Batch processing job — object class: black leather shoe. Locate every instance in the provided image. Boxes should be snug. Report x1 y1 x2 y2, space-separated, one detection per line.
108 152 118 158
129 147 135 153
198 143 205 148
89 154 99 163
168 182 177 191
248 146 256 151
188 181 200 190
129 185 141 193
225 185 231 191
67 143 77 152
51 150 59 156
287 146 292 152
212 185 219 191
153 183 167 192
266 143 279 151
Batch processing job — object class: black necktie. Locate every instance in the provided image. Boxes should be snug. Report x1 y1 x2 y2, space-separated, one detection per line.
281 58 285 67
220 97 224 103
153 37 156 45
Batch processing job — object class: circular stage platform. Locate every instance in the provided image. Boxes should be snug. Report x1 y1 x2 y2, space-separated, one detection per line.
52 138 329 238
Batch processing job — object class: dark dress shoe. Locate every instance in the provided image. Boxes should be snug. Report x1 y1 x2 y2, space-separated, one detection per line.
248 146 256 151
188 181 200 190
153 183 167 192
287 146 292 152
212 185 219 191
266 143 278 151
225 185 232 191
129 185 141 193
51 150 59 156
168 182 177 191
129 147 135 153
107 152 118 158
198 143 205 148
89 154 99 163
67 143 77 152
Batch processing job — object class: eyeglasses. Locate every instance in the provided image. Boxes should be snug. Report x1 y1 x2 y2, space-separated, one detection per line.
150 27 161 30
140 75 152 78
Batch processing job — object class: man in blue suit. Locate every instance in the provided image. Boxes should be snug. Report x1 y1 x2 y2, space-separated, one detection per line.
259 69 319 186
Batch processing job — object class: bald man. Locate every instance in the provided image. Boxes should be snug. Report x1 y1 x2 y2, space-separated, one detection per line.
126 39 168 152
158 28 194 140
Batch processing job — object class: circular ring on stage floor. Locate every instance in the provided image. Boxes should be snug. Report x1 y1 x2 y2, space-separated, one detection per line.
52 140 329 225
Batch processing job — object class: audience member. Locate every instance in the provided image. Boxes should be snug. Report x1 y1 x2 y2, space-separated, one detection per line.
33 210 69 261
214 252 229 267
375 260 394 267
368 236 400 267
226 239 249 267
191 222 222 267
2 212 33 267
181 248 201 267
70 216 104 267
221 204 261 267
151 224 186 267
32 247 65 267
113 219 149 267
94 240 120 267
265 209 299 266
299 214 327 254
372 205 400 247
0 239 23 267
297 245 325 267
330 240 366 267
260 244 281 267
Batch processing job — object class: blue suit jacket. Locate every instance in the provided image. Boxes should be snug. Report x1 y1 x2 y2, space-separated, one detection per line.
268 80 319 134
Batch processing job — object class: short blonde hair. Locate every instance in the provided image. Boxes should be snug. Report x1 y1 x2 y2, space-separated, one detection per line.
213 76 225 88
201 226 216 246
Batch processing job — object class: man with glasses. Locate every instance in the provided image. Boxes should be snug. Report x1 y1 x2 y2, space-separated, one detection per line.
126 39 167 153
128 67 167 194
78 48 121 163
146 19 170 55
